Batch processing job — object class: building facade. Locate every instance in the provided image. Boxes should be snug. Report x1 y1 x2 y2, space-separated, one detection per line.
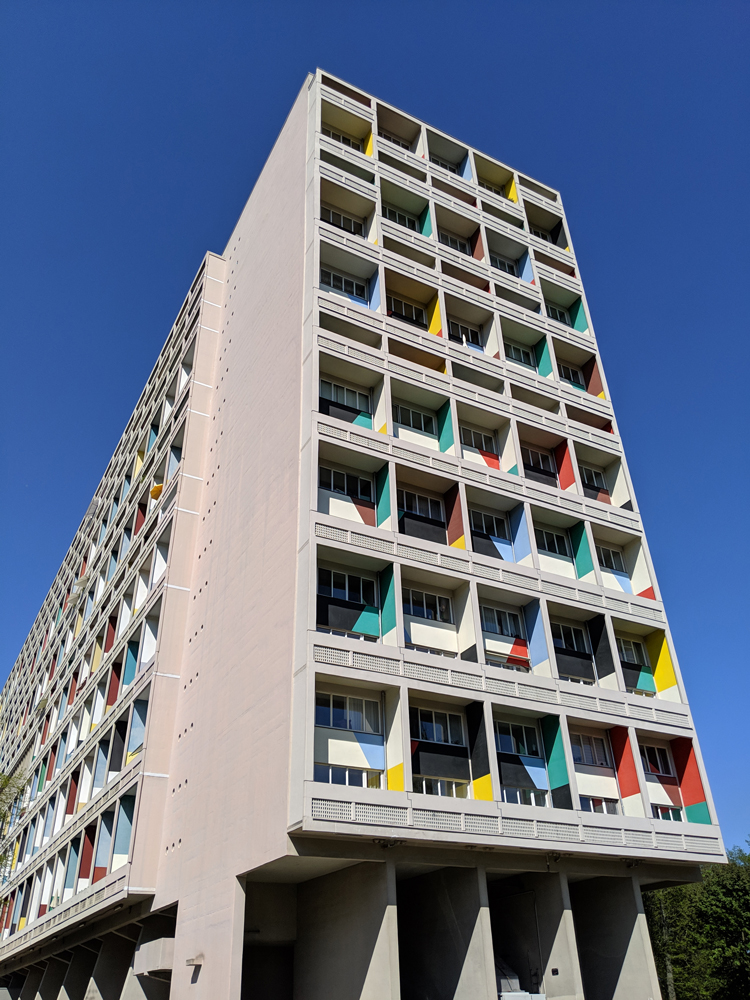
0 71 724 1000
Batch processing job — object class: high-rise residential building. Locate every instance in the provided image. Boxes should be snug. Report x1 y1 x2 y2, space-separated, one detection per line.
0 70 723 1000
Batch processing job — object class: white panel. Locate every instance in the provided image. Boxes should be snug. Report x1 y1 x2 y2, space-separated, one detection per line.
395 426 439 451
538 552 576 579
318 490 365 524
644 774 682 807
314 727 385 770
574 768 620 799
405 617 458 652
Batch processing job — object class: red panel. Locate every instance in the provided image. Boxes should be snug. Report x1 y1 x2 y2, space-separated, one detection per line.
41 715 50 745
3 894 15 931
104 615 117 654
38 904 47 917
351 498 376 527
444 484 465 546
479 449 499 470
134 502 147 535
553 441 575 490
637 586 656 600
581 356 604 397
671 737 706 808
68 671 78 706
105 664 122 710
47 744 57 778
609 727 641 799
92 866 107 884
470 229 484 261
66 771 79 816
79 825 96 880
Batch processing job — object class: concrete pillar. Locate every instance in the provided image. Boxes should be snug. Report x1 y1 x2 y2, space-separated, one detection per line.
569 875 662 1000
58 947 99 1000
34 959 68 1000
84 934 137 1000
0 974 26 1000
19 968 44 1000
397 866 496 1000
171 875 245 999
294 861 400 1000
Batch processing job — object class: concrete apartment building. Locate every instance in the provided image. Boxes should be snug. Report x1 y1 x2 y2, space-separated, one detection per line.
0 70 724 1000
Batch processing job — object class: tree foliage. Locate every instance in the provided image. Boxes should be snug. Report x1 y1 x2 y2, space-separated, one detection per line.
644 838 750 999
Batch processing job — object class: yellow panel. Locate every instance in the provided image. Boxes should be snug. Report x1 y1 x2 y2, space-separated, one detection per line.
364 132 373 157
18 917 25 930
597 390 606 399
645 633 677 693
150 483 163 500
379 423 388 435
450 536 466 550
427 294 442 337
472 773 494 801
387 763 404 792
506 178 518 203
11 841 19 870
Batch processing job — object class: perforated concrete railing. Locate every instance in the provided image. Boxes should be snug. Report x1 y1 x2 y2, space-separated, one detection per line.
311 643 690 730
313 518 664 626
309 797 722 857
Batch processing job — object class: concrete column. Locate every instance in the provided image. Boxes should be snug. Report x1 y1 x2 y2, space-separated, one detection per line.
19 968 44 1000
397 865 495 1000
85 934 137 1000
34 958 68 1000
295 861 399 1000
58 947 99 1000
569 874 662 1000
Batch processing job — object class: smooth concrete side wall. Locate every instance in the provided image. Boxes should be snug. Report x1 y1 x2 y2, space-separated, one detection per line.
397 867 496 1000
154 76 312 1000
84 935 136 1000
34 957 68 1000
58 948 99 1000
294 862 399 1000
570 875 662 1000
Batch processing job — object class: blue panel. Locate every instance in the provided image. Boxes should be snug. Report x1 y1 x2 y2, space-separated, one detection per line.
519 252 534 283
509 504 531 563
355 733 386 770
369 269 381 312
490 535 514 561
520 755 549 789
523 600 549 669
460 155 472 180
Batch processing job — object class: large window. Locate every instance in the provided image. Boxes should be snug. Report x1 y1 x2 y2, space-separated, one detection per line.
557 362 584 388
430 154 458 174
494 720 539 756
315 764 382 788
639 743 672 777
652 804 682 822
617 637 647 667
470 509 508 540
523 447 555 476
321 205 364 237
319 379 370 413
460 426 496 453
579 465 606 490
490 252 517 276
546 304 570 326
318 568 376 606
320 268 367 300
378 129 410 151
402 588 452 623
535 528 569 557
580 796 619 815
448 320 482 348
319 466 373 501
322 126 362 151
570 732 610 767
383 204 419 231
597 545 625 573
531 226 551 242
481 606 523 639
412 775 469 798
439 230 470 255
393 404 435 435
397 489 443 522
503 787 547 806
386 295 426 327
410 707 463 745
505 341 535 368
551 622 588 653
315 692 381 733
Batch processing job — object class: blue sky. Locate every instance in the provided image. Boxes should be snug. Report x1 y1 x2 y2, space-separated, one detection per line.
1 1 748 847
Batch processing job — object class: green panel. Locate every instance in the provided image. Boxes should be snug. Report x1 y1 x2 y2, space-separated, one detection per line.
636 667 657 693
569 522 595 579
375 464 391 527
685 801 712 825
534 337 553 377
568 298 588 332
353 607 380 637
540 716 568 790
379 564 397 638
419 205 432 238
507 464 518 476
36 762 47 794
437 400 454 453
353 411 373 429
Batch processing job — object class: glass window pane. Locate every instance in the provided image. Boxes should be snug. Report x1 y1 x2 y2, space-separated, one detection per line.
347 768 365 787
525 727 539 757
425 593 438 621
359 479 372 501
331 470 345 494
419 709 434 742
358 393 370 412
411 592 425 618
348 576 362 604
434 712 448 743
318 568 331 596
332 696 347 730
314 764 330 783
345 474 358 497
345 388 357 408
332 573 347 600
365 700 380 734
319 467 331 490
496 721 513 753
402 588 411 615
423 416 434 435
437 596 451 623
429 499 442 521
449 715 463 745
315 693 330 727
417 495 429 518
511 724 525 755
361 579 375 607
367 770 381 789
331 766 347 785
320 379 332 399
348 698 364 732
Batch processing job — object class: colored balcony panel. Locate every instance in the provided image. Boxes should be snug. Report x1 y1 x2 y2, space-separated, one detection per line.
318 462 377 527
643 631 680 702
609 727 645 818
540 715 573 809
379 564 398 646
92 810 114 884
402 577 458 657
670 738 711 824
426 130 471 180
111 793 135 871
321 99 372 154
464 702 493 801
525 202 569 250
316 565 381 638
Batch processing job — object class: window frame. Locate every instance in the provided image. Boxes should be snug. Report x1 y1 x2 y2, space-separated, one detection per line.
320 204 364 237
504 340 536 369
320 266 367 301
546 303 570 326
386 294 427 328
438 230 470 255
402 587 453 624
569 730 611 768
493 718 541 757
596 544 626 574
550 621 590 654
469 508 508 541
448 320 483 349
315 690 381 735
460 424 496 454
319 377 371 414
557 361 585 388
319 464 374 503
396 488 444 523
392 402 437 437
382 203 420 232
535 527 569 558
410 705 465 746
321 125 362 152
317 566 378 608
489 251 517 276
480 604 524 640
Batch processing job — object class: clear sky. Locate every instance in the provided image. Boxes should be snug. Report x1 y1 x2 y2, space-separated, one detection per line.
1 1 748 847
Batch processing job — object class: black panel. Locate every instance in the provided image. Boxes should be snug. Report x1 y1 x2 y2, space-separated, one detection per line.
411 741 470 780
555 649 596 682
587 615 616 679
523 465 558 486
465 702 489 779
471 532 503 559
550 783 573 810
621 665 641 690
398 512 447 545
319 397 362 423
460 643 478 662
621 500 634 511
316 595 364 631
498 752 540 789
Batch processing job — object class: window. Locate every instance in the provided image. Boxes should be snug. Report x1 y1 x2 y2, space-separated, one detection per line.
570 732 610 767
546 304 570 326
321 205 363 237
460 426 496 453
535 528 568 557
531 226 551 242
580 797 619 815
504 341 535 368
481 606 523 639
439 230 470 255
319 466 372 501
503 787 547 806
393 404 435 435
378 129 410 151
579 465 606 489
320 268 367 300
413 775 469 797
402 589 452 623
479 179 505 197
639 743 672 777
597 545 625 573
652 805 682 822
319 379 370 413
383 205 419 232
397 489 443 522
617 637 647 667
315 692 381 733
558 362 584 388
322 126 362 151
386 295 426 327
449 320 483 348
494 720 540 756
318 568 376 606
430 155 458 174
522 447 555 475
551 622 588 653
315 764 382 788
410 707 463 745
405 643 456 658
470 509 508 539
490 252 517 276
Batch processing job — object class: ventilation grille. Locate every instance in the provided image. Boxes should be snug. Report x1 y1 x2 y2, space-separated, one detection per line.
413 809 462 832
354 803 408 826
311 799 352 822
313 645 350 666
465 814 500 836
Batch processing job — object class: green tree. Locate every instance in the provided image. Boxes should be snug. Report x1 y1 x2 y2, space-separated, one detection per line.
644 838 750 999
